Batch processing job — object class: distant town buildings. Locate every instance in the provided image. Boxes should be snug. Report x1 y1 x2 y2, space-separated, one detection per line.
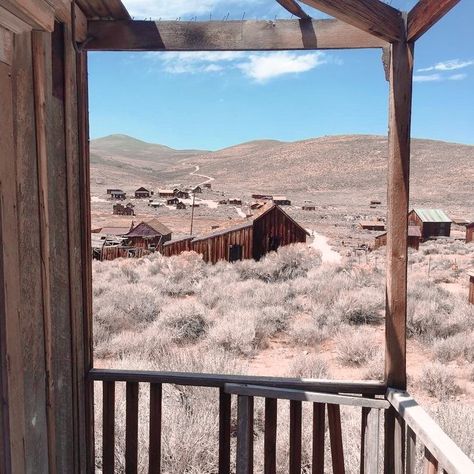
408 209 452 240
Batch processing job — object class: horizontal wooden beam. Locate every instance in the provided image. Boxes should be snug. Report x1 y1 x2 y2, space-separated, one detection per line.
0 0 54 32
89 369 387 395
225 384 390 409
86 19 388 51
407 0 460 42
299 0 404 42
276 0 311 19
387 389 474 474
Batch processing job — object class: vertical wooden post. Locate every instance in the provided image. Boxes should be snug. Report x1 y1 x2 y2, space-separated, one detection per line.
384 15 413 471
385 26 414 392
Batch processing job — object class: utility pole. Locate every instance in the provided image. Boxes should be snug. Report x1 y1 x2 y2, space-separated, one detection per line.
190 192 196 235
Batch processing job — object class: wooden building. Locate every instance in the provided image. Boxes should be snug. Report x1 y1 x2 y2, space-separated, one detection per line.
203 183 212 189
124 219 172 250
166 197 179 205
176 201 186 210
159 189 175 197
2 2 473 473
469 272 474 305
110 189 126 200
466 222 474 243
360 220 386 231
193 185 202 193
302 205 316 211
163 236 195 257
408 208 452 240
112 202 135 216
175 190 190 199
374 226 422 250
273 196 291 205
134 186 151 198
166 204 308 264
252 193 273 200
228 198 242 205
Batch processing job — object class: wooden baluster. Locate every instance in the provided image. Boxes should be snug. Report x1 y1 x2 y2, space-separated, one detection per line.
149 383 162 473
406 426 416 474
327 404 345 474
103 381 115 474
289 400 302 474
312 403 325 474
126 382 139 474
219 389 231 474
384 408 405 474
360 407 380 474
236 395 254 474
264 398 277 474
423 447 438 474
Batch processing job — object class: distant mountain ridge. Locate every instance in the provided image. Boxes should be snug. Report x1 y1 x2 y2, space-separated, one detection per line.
90 134 474 209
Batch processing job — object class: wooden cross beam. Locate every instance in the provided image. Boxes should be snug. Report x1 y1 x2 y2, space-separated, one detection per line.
298 0 404 42
85 19 388 51
407 0 461 42
276 0 311 19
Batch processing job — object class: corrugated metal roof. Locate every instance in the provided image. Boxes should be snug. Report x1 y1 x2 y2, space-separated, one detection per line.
413 209 452 223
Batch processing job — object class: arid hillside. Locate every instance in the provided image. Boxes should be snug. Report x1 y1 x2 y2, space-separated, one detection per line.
91 134 474 210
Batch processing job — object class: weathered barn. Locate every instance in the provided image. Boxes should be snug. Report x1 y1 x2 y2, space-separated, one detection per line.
466 222 474 243
408 209 452 240
360 220 386 231
1 1 472 473
112 203 134 216
134 186 151 198
165 204 308 263
469 272 474 305
176 190 190 199
163 236 195 257
273 196 291 205
228 198 242 205
110 189 126 200
124 219 172 250
374 226 421 250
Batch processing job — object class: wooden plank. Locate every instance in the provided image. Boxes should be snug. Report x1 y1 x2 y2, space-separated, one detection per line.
12 29 50 474
103 381 115 474
424 447 438 474
0 0 54 31
0 5 31 33
327 404 345 474
406 426 416 474
312 403 325 474
0 57 26 474
387 389 474 474
31 29 57 474
76 0 130 20
360 408 380 474
86 19 388 52
385 29 413 390
225 384 389 409
149 383 162 473
299 0 403 42
407 0 460 42
236 395 254 474
383 407 405 474
289 401 302 474
53 0 88 42
276 0 310 19
90 369 387 395
219 389 231 474
77 50 95 474
264 398 277 474
125 382 139 473
0 26 12 64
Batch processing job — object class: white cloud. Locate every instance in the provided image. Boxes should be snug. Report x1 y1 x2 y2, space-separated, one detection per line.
148 51 329 82
413 72 468 83
418 59 474 72
448 73 467 81
238 52 326 82
122 0 264 19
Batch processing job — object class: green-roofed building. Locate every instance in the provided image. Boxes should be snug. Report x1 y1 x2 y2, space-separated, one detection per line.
408 208 452 241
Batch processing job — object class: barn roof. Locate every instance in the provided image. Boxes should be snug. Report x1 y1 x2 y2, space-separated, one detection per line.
412 209 452 223
126 219 172 238
99 226 131 236
135 187 150 192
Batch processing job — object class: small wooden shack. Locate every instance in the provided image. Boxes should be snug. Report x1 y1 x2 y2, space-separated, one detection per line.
360 220 386 231
228 198 242 205
167 197 179 205
110 189 126 200
176 201 186 210
176 190 190 199
466 222 474 243
159 189 175 197
113 203 135 216
273 196 291 206
252 193 273 200
302 205 316 211
193 186 203 193
124 219 172 250
408 209 452 240
203 183 212 189
135 187 152 198
374 226 421 250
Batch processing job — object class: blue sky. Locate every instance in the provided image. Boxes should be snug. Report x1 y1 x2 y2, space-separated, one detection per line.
88 0 474 150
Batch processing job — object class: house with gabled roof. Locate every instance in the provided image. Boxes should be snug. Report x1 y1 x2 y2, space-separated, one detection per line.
124 219 172 250
408 209 452 240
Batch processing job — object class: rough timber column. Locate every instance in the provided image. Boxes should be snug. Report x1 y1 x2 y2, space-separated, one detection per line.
384 19 414 474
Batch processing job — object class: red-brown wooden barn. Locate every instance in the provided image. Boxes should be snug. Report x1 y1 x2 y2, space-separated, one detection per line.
124 219 172 251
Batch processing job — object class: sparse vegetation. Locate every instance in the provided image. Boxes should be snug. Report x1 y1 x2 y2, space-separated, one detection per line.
419 363 460 400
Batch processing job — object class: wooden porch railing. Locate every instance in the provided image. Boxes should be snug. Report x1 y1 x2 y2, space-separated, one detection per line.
89 369 474 474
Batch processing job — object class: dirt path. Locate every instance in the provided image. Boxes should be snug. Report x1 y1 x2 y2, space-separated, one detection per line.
189 164 214 187
307 229 342 264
